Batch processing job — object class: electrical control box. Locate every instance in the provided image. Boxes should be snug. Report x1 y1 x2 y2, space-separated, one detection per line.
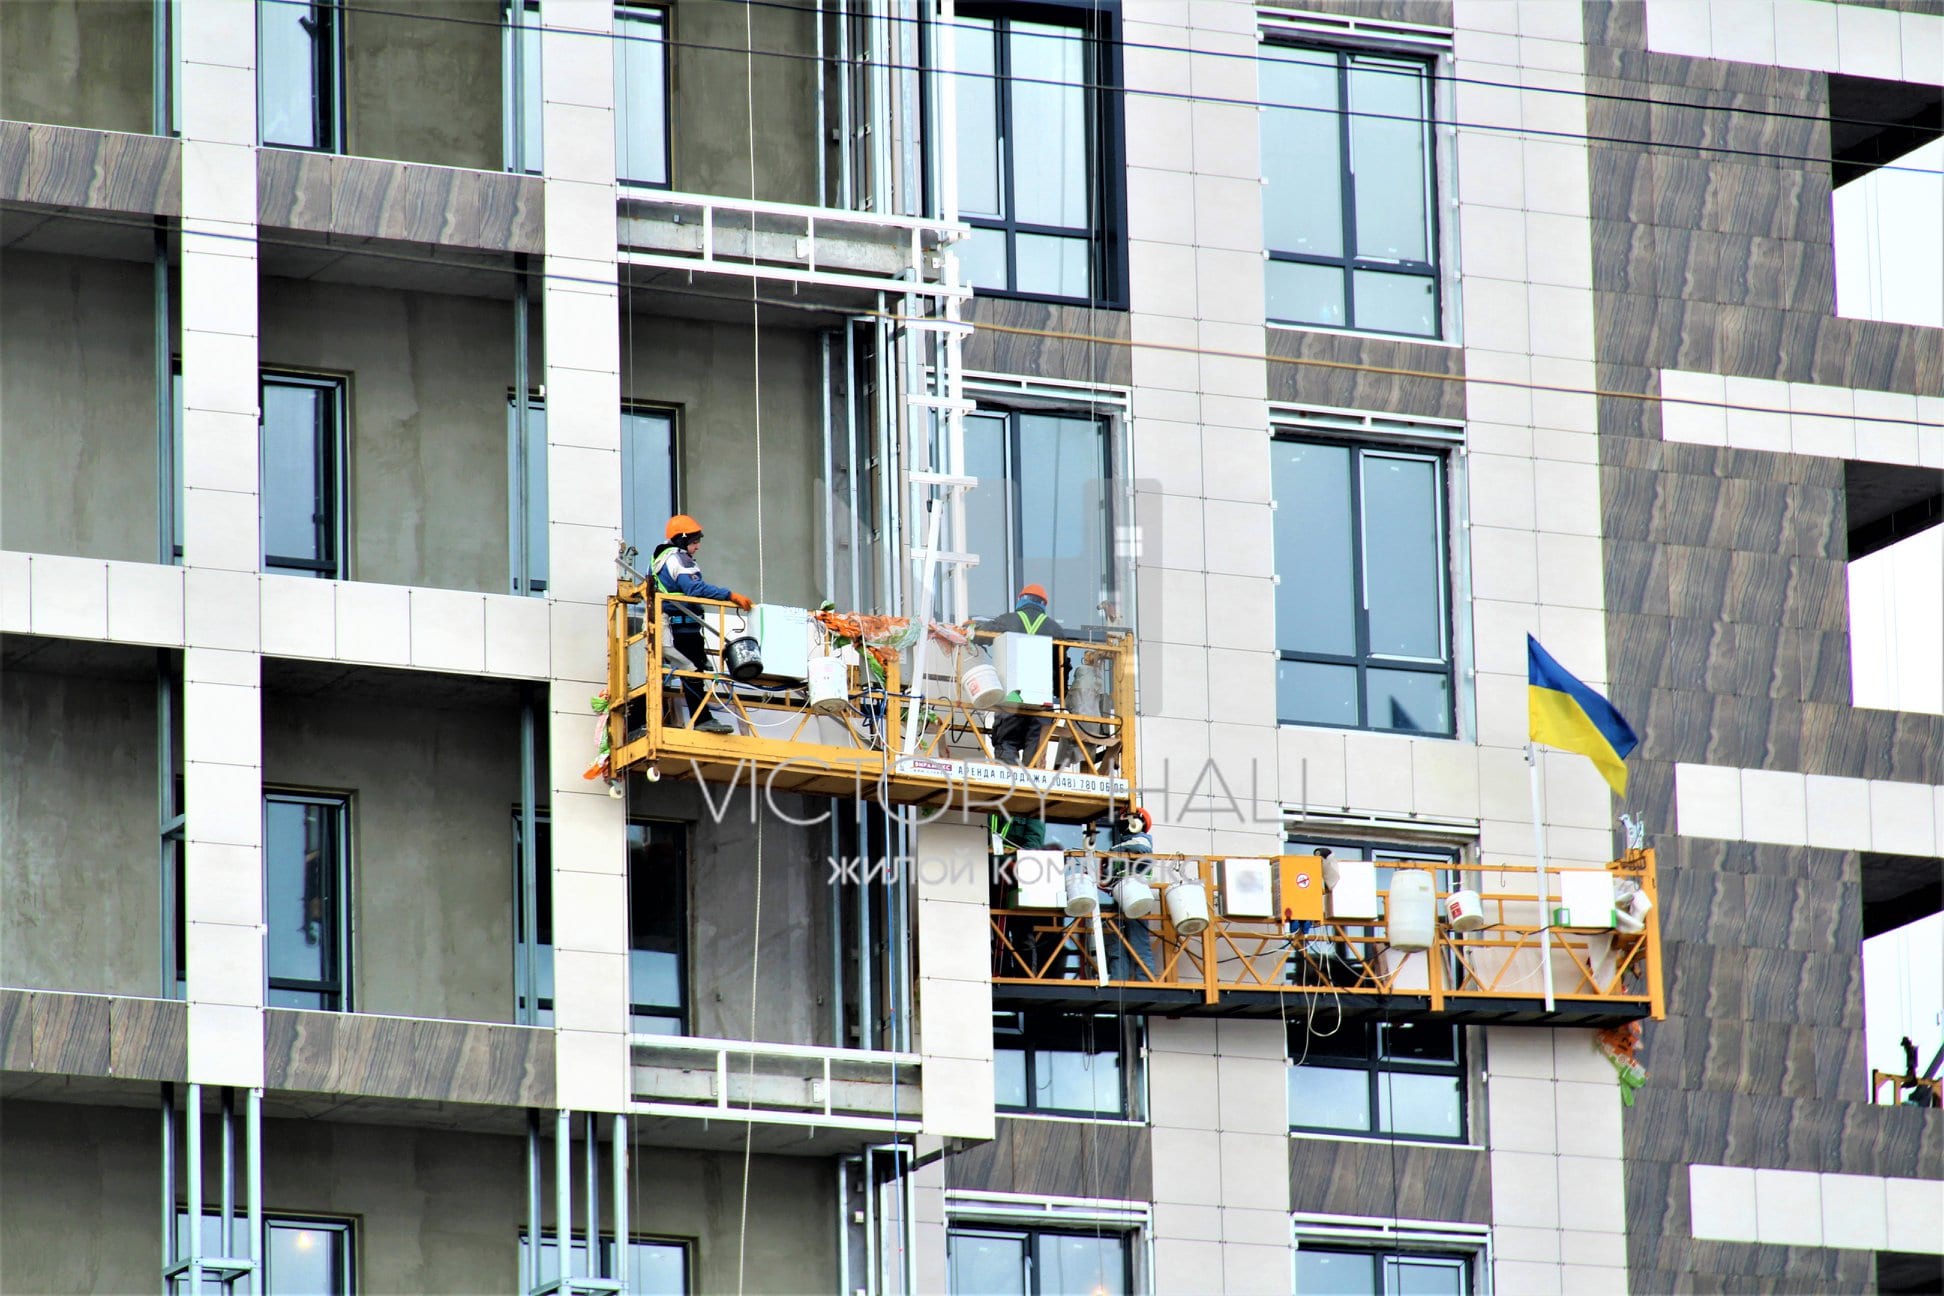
1011 849 1067 909
750 604 811 682
1555 870 1616 929
1326 858 1381 921
995 632 1055 706
1276 855 1327 923
1220 858 1276 918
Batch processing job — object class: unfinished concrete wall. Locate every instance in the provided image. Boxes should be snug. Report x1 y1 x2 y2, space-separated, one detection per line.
0 662 161 997
259 278 514 594
621 314 825 609
262 688 522 1023
345 0 503 171
0 251 160 563
0 1100 839 1295
0 0 151 134
668 0 818 203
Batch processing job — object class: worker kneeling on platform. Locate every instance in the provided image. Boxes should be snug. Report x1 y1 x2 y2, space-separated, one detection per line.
652 514 753 735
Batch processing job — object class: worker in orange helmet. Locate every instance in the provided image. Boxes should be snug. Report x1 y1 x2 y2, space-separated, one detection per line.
652 514 752 735
979 582 1063 764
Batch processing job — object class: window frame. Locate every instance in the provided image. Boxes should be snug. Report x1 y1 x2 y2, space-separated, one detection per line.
519 1230 693 1293
945 1222 1135 1296
613 3 672 190
627 816 690 1036
1294 1242 1475 1296
962 403 1119 619
619 403 682 562
992 1009 1144 1120
509 397 682 596
1260 41 1443 338
174 1211 356 1294
511 808 554 1025
954 2 1126 308
1287 1015 1469 1144
502 0 543 175
1271 432 1455 737
259 371 348 580
263 791 353 1012
256 0 344 153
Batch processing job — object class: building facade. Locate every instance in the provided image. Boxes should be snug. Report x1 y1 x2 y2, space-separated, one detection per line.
0 0 1939 1292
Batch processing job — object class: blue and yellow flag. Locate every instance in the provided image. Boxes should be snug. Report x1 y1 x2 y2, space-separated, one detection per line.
1527 635 1639 796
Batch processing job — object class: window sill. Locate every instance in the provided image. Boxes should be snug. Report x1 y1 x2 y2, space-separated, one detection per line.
1268 321 1458 349
1278 720 1459 742
1289 1129 1477 1151
969 287 1129 313
999 1111 1145 1128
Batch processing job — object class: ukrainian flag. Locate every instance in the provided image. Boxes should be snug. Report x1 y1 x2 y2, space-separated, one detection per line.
1527 635 1639 796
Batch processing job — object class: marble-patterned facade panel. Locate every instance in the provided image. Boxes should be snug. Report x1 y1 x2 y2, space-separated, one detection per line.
942 1115 1150 1202
0 121 180 216
962 298 1132 388
264 1008 554 1108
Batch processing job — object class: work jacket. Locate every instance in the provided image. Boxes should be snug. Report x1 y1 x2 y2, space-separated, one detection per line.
652 544 734 628
980 604 1064 639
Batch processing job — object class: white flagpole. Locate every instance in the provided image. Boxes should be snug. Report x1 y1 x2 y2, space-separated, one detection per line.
1526 742 1557 1012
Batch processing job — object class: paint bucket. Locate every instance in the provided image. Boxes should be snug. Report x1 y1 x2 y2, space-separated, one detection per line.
723 635 764 682
960 657 1006 709
807 657 848 714
1113 874 1157 919
1613 908 1645 934
1445 889 1486 932
1164 880 1210 936
1064 860 1098 917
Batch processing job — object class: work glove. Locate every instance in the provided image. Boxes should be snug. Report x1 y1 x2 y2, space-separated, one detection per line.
729 592 754 611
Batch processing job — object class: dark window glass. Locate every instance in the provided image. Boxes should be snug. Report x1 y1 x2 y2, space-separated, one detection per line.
264 795 348 1011
261 376 343 578
963 409 1113 619
1288 1018 1465 1142
947 1226 1130 1296
173 1212 353 1294
1296 1247 1471 1296
615 6 669 187
258 0 339 151
503 1 543 173
992 1011 1135 1118
522 1233 689 1294
620 408 678 558
507 396 549 595
628 819 688 1034
954 11 1115 302
512 813 554 1025
1262 46 1438 337
1272 438 1451 735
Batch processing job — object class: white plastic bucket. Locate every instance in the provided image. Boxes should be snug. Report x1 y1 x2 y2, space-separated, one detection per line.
960 658 1006 709
1445 889 1486 932
807 657 849 714
1387 870 1437 953
1625 889 1654 919
1064 860 1098 917
1165 880 1210 936
1113 875 1157 919
1613 908 1645 934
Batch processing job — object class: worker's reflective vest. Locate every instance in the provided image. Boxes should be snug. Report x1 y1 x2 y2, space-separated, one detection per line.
1018 610 1048 635
652 547 729 628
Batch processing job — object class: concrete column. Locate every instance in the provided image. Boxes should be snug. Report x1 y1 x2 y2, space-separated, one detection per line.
540 0 631 1113
177 0 266 1089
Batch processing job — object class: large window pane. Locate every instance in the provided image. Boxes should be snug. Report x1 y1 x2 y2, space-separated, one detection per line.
949 1230 1029 1296
1366 669 1450 735
628 820 686 1033
1008 21 1088 229
269 1219 350 1292
957 227 1008 292
1014 233 1090 299
1268 259 1347 328
1297 1249 1378 1296
963 414 1011 616
1015 413 1109 614
993 1044 1029 1108
265 798 342 1010
621 408 676 557
513 814 554 1025
1353 270 1437 337
1279 659 1358 728
261 378 337 577
259 0 333 150
1359 454 1443 659
615 7 668 186
1039 1234 1128 1295
508 400 549 594
1289 1062 1370 1131
1262 47 1343 258
1388 1256 1469 1296
1377 1070 1465 1139
1347 58 1431 263
956 18 1002 218
504 1 543 172
1041 1046 1120 1115
1272 441 1356 655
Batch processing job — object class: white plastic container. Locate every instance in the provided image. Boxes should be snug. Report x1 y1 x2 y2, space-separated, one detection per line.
807 656 849 714
1011 849 1066 909
959 656 1006 709
1326 859 1380 921
1445 889 1486 932
1557 871 1617 929
1387 870 1437 953
1164 879 1210 936
996 631 1055 705
750 604 811 681
1112 875 1157 919
1064 858 1099 917
1220 858 1276 918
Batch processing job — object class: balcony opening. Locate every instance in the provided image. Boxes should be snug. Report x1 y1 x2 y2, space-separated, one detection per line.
1861 853 1942 1108
1845 461 1943 715
1829 75 1943 330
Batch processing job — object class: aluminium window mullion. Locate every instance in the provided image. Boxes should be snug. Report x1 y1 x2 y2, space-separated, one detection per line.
1335 51 1360 329
995 17 1019 294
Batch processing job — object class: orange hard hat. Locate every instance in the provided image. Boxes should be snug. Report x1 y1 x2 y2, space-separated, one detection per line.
1131 806 1152 832
1019 583 1048 601
666 514 703 541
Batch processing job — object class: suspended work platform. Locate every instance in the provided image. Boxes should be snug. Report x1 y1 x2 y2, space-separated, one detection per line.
990 849 1665 1028
604 583 1137 822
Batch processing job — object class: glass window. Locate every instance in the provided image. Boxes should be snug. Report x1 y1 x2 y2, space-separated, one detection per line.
512 811 554 1025
953 11 1115 302
1272 437 1452 736
963 409 1114 621
503 0 543 173
258 0 341 152
621 408 678 559
507 394 548 595
628 819 688 1034
261 375 344 579
615 6 669 187
1288 1018 1466 1142
947 1225 1131 1296
1262 46 1439 337
1296 1247 1471 1296
992 1011 1137 1118
265 794 349 1011
173 1213 354 1294
522 1233 689 1294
